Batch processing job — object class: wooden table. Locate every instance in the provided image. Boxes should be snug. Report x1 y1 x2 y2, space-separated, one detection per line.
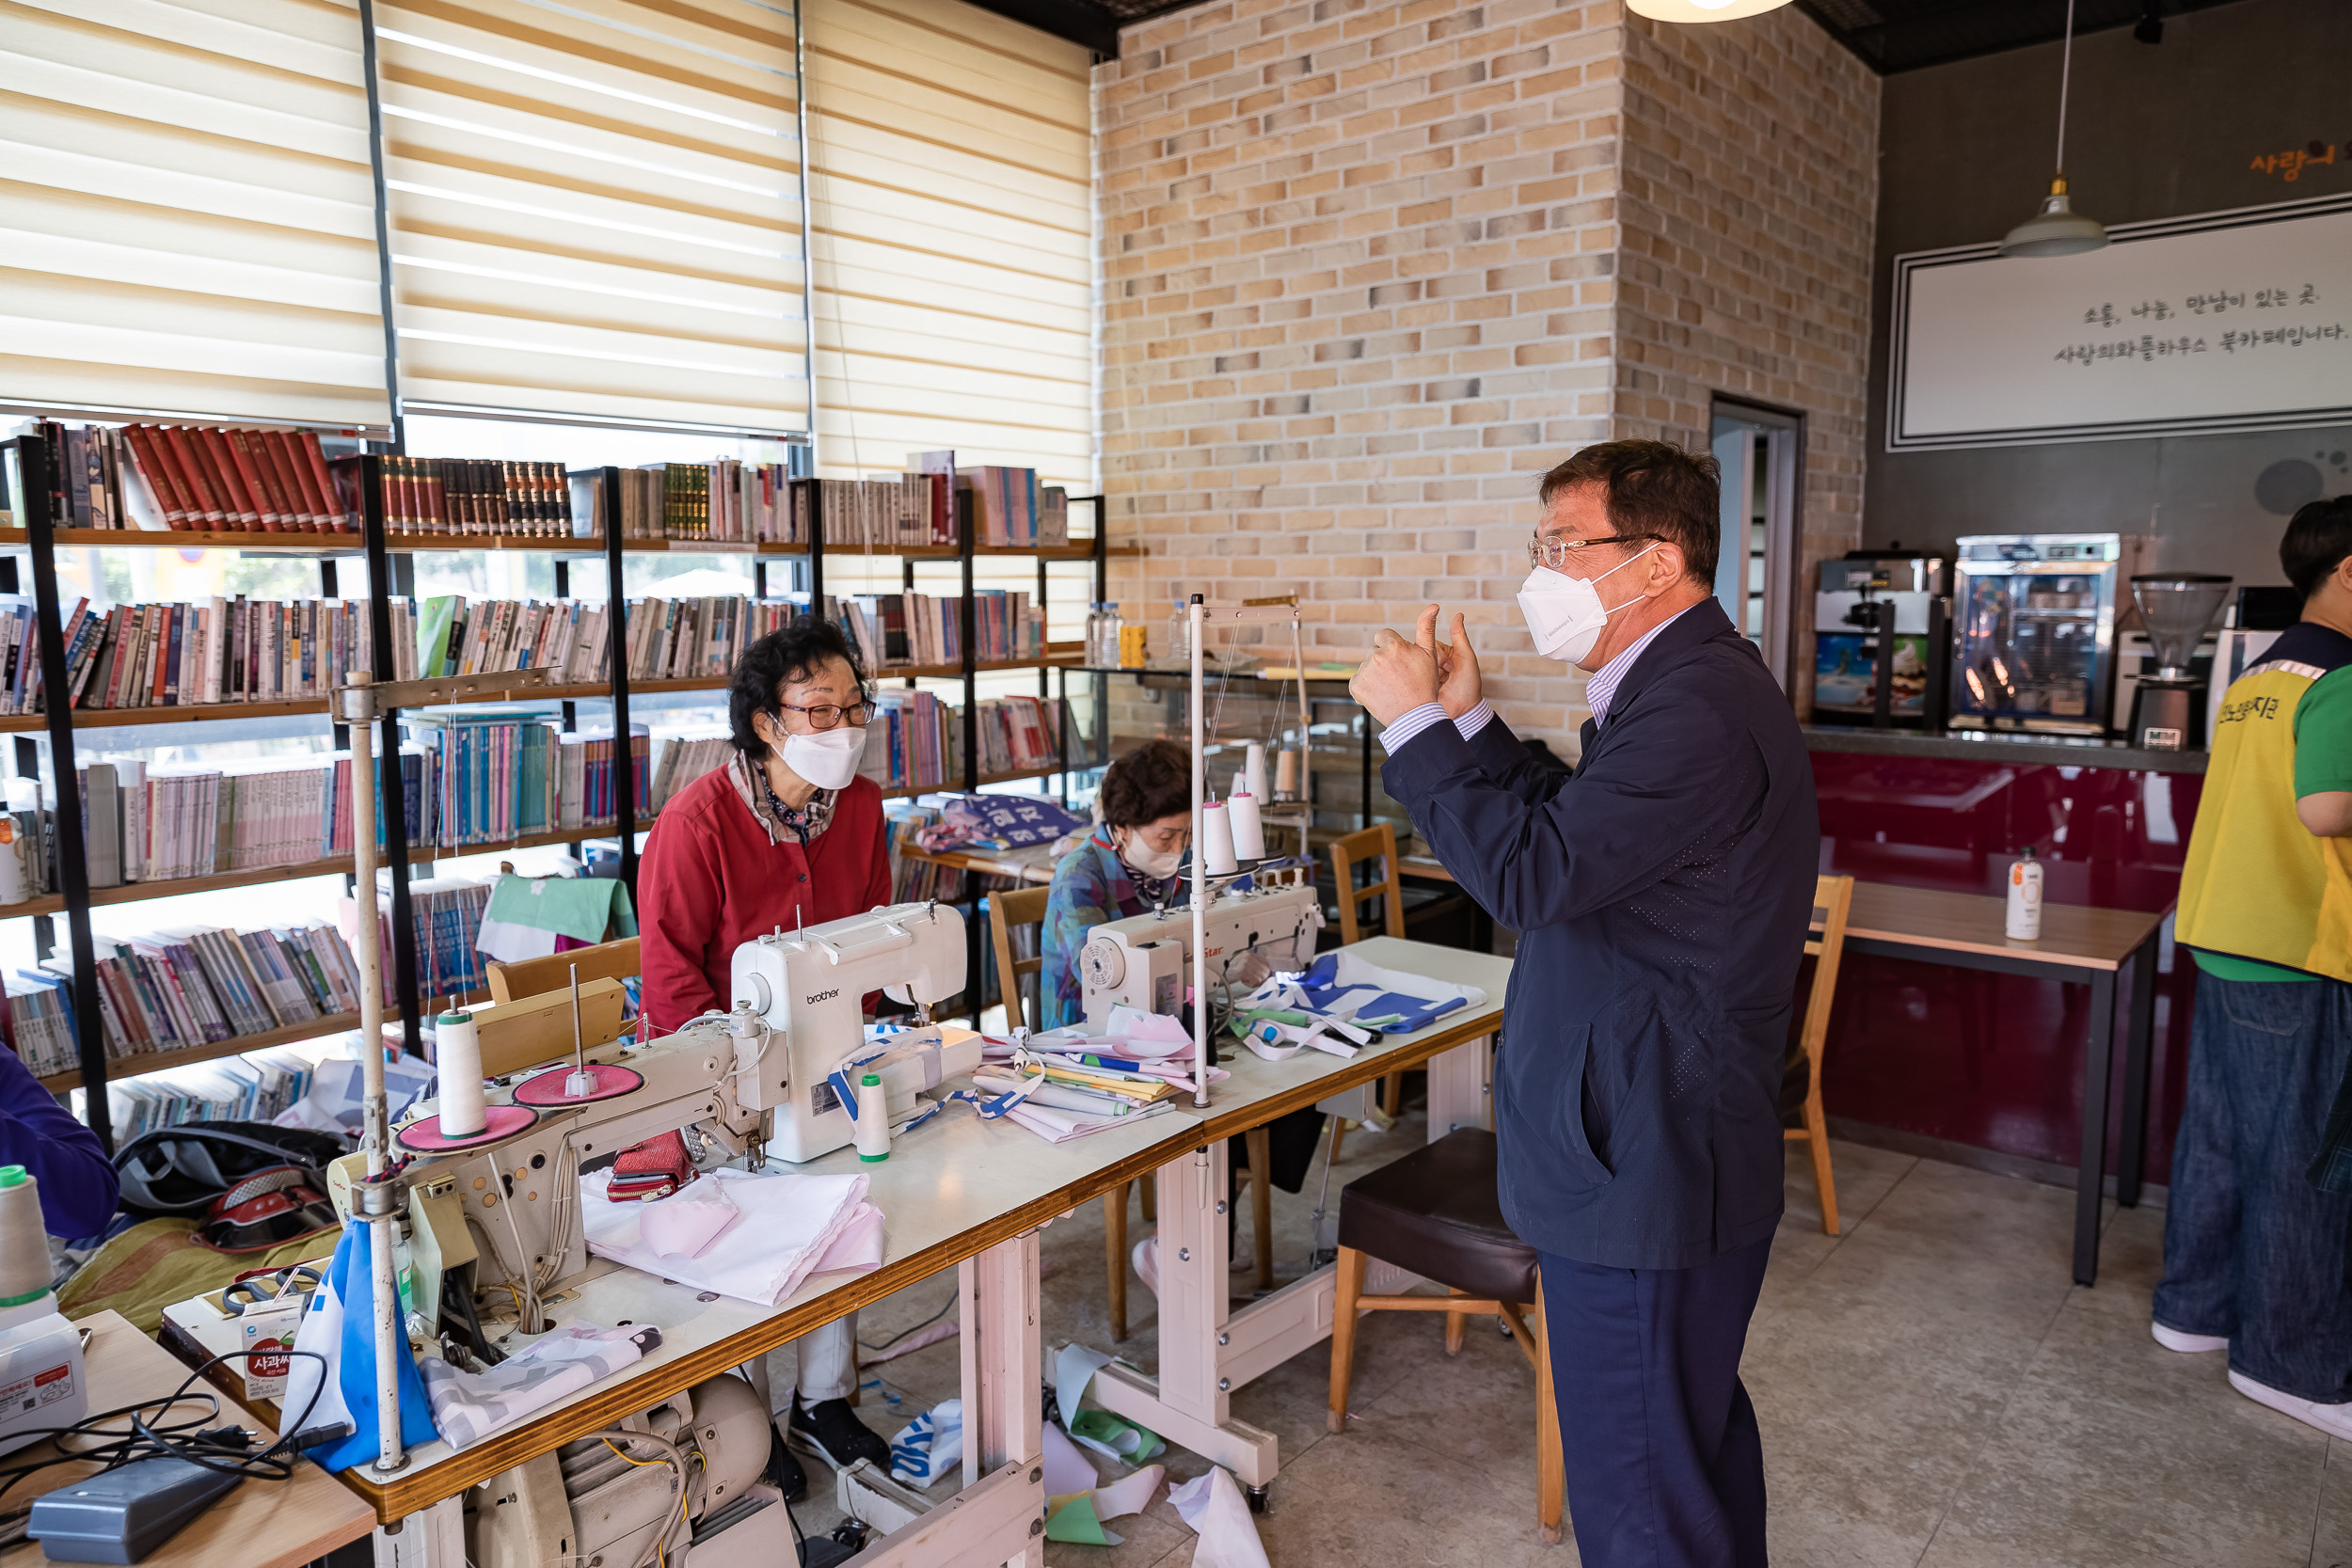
1836 881 2166 1287
897 843 1059 885
1 1312 375 1568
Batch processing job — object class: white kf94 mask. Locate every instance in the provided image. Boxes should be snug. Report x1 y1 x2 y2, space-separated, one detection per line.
776 726 866 790
1516 543 1660 665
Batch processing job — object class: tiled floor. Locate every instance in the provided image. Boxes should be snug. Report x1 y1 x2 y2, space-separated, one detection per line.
790 1115 2349 1566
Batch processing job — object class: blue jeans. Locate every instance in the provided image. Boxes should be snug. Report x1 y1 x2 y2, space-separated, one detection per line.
2154 973 2352 1402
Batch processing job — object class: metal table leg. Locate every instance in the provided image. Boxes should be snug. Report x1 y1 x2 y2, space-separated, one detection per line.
2115 931 2161 1211
2073 964 2119 1287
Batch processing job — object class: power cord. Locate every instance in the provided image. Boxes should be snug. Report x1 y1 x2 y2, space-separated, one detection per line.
0 1347 331 1547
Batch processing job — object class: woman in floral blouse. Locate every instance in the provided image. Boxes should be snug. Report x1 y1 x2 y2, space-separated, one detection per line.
1039 739 1192 1029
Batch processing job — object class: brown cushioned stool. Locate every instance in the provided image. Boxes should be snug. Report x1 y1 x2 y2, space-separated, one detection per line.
1327 1128 1565 1544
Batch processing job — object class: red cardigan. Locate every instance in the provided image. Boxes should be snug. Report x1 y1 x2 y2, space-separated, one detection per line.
637 762 894 1037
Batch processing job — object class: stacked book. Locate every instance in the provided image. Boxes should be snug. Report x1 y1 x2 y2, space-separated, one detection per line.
791 474 953 550
23 421 352 532
40 597 375 713
87 1044 321 1140
359 457 580 537
599 462 802 545
13 921 369 1069
831 590 1043 670
648 731 733 812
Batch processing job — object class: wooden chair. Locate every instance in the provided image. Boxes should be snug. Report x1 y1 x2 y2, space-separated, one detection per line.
1788 875 1855 1235
1327 1129 1564 1543
986 885 1165 1339
485 935 642 1005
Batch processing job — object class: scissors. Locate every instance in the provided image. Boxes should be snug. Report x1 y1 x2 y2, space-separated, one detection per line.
222 1262 325 1314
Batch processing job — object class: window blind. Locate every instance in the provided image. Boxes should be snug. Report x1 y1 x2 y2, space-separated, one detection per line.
803 0 1092 488
0 0 392 432
374 0 809 435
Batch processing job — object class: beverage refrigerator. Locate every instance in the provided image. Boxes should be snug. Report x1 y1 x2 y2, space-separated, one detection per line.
1947 533 2122 736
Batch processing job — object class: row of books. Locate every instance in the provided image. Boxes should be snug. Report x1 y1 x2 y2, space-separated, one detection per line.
404 713 652 848
396 595 812 687
607 462 803 545
4 921 369 1074
370 457 579 536
965 467 1070 548
28 421 351 532
82 1044 322 1141
346 878 493 1003
792 474 954 550
858 694 1069 791
647 732 732 813
41 597 373 713
832 591 1045 671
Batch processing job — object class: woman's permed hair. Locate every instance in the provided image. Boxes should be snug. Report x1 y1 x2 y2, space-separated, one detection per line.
1097 738 1192 829
728 618 868 759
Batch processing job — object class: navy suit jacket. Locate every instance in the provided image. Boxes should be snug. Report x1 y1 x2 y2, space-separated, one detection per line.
1381 598 1819 1269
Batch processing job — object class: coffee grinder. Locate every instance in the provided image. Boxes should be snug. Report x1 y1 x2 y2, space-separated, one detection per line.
2125 573 2233 751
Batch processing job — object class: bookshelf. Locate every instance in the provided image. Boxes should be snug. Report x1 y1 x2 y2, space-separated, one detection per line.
0 433 1110 1145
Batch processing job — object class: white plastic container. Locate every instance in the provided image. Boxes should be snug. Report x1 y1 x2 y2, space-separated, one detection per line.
0 1169 82 1457
2005 847 2043 941
854 1073 892 1163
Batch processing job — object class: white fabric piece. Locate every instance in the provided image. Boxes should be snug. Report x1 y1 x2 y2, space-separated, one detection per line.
637 1181 742 1260
473 916 563 965
1055 1341 1115 1433
1005 1101 1176 1145
1133 1236 1158 1297
419 1324 649 1450
888 1398 962 1486
1093 1464 1164 1520
580 1167 866 1307
1168 1467 1274 1568
810 1203 886 1274
1041 1422 1100 1498
1318 948 1488 1011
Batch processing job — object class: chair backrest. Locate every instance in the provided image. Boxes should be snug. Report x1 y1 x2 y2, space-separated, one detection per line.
485 935 642 1005
988 884 1054 1032
1328 823 1405 944
1797 875 1856 1099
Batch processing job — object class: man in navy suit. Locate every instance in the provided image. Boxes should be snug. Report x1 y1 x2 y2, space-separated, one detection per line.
1354 439 1818 1568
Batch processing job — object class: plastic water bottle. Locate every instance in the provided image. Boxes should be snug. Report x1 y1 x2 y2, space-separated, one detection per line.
1083 604 1103 668
1101 604 1122 668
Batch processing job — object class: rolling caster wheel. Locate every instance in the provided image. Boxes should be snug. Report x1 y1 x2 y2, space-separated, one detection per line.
1245 1483 1270 1514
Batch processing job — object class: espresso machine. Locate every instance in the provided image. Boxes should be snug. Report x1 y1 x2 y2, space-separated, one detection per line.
2125 573 2233 751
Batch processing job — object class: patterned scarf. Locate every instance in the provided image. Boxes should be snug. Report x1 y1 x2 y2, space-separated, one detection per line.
729 752 835 847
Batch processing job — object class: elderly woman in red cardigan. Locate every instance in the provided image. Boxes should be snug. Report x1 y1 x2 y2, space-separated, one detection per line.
638 617 892 1497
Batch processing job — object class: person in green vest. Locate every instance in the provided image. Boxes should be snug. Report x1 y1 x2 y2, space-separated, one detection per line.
2156 494 2352 1441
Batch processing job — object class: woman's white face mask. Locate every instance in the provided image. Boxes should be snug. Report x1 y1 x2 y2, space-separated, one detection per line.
773 726 866 791
1517 543 1661 665
1116 830 1184 881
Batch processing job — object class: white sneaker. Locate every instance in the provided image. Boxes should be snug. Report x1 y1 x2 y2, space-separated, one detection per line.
2230 1370 2352 1440
2152 1321 2229 1354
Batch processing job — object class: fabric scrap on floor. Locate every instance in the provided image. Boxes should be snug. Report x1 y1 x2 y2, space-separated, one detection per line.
1053 1341 1166 1462
1168 1466 1272 1568
888 1397 962 1486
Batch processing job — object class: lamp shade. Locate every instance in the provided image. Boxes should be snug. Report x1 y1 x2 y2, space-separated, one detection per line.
1626 0 1793 20
1998 187 2110 258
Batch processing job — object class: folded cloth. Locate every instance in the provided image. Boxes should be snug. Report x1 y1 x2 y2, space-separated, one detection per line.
1295 949 1485 1033
889 1398 963 1486
638 1180 741 1260
420 1324 659 1450
810 1202 885 1275
580 1167 869 1307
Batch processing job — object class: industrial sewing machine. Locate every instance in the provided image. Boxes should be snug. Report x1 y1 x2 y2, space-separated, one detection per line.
1078 878 1322 1028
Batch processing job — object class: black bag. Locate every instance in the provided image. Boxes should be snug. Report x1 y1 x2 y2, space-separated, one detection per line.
113 1122 347 1219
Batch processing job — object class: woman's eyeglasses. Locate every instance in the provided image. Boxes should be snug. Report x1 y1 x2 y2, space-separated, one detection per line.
772 700 870 731
1528 533 1660 571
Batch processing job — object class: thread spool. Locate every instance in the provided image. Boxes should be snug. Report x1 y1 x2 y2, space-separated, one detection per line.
1228 792 1265 862
0 1168 51 1309
1245 743 1268 805
855 1074 892 1162
1200 800 1238 875
435 1009 488 1138
1275 749 1299 800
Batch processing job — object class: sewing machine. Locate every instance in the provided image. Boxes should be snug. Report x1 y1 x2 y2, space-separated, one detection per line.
1079 879 1321 1027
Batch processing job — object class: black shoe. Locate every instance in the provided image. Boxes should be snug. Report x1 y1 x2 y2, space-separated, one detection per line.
768 1425 809 1503
791 1396 891 1470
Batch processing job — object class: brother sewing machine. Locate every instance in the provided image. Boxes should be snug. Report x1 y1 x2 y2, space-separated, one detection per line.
1079 878 1321 1028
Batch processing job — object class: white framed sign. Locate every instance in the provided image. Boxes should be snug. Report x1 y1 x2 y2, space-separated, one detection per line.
1887 193 2352 451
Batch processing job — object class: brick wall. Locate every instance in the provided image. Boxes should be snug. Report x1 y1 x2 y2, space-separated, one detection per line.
1096 0 1879 768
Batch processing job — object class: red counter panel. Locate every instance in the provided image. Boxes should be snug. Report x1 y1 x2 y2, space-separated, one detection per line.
1810 748 2203 1185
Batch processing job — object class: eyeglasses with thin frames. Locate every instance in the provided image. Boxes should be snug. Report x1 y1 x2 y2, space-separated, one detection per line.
1527 533 1661 572
771 699 870 732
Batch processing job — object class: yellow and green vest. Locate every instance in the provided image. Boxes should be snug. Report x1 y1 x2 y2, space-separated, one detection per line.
2177 628 2351 983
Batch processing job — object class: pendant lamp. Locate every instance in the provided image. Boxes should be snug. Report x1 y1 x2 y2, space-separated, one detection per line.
1999 0 2109 258
1626 0 1792 21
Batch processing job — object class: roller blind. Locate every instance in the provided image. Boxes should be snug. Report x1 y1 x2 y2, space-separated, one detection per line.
0 0 392 433
375 0 809 435
803 0 1092 488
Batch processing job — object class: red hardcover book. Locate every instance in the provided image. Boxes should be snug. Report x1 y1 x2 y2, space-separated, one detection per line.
195 431 260 530
300 434 350 530
233 431 293 531
119 426 191 529
159 428 228 526
222 432 283 531
258 432 318 531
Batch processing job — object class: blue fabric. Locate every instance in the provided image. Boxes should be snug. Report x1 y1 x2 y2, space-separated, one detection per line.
1381 597 1818 1269
0 1043 117 1238
2155 974 2352 1402
311 1220 439 1471
1295 956 1466 1033
1540 1235 1772 1568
